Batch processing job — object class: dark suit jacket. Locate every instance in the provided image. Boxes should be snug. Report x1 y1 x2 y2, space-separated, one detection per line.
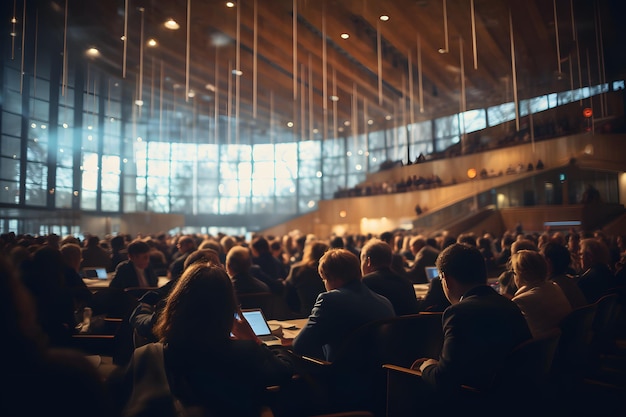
284 262 326 316
231 272 271 294
362 267 419 316
169 252 191 282
292 280 395 361
421 285 531 392
407 246 440 284
110 260 159 289
577 264 615 304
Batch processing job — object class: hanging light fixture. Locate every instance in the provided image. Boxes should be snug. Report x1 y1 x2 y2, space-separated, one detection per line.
439 0 449 53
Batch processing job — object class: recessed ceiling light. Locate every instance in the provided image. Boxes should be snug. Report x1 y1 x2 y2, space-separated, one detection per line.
379 15 390 21
164 18 180 30
147 38 157 47
85 47 100 57
340 33 350 39
226 1 235 7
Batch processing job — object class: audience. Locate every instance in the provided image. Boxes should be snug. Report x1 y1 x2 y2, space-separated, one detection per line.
510 250 572 337
168 235 197 282
541 242 588 308
284 241 329 317
111 263 294 417
414 244 531 397
110 239 159 289
292 248 395 361
80 235 111 269
577 238 615 303
225 246 271 295
360 238 419 315
406 235 440 284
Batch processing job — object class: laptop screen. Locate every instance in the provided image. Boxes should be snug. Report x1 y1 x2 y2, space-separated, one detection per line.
82 268 108 279
240 309 272 337
424 266 439 281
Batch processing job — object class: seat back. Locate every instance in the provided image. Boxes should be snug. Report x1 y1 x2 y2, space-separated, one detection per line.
237 292 275 318
553 302 597 383
377 312 444 368
591 293 620 356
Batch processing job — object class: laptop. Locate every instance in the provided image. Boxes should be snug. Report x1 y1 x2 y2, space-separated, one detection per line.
81 267 108 280
424 266 439 282
239 309 282 346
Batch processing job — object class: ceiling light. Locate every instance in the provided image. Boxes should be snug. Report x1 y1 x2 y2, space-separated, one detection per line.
330 95 339 102
287 121 294 128
62 123 69 128
313 128 319 134
380 15 390 21
338 127 344 132
187 90 196 98
164 18 180 30
438 48 448 54
232 69 243 76
11 17 17 24
385 115 392 120
226 1 236 7
340 33 350 39
85 47 100 57
367 119 374 125
344 120 350 126
147 38 157 47
120 35 126 41
135 99 144 106
205 83 216 92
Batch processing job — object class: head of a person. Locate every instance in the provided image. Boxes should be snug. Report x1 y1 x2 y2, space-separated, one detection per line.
360 238 392 275
330 236 345 249
251 236 270 256
511 250 548 288
183 249 221 271
409 235 426 255
379 231 394 246
302 241 329 268
579 238 610 271
154 263 237 348
86 236 100 248
436 243 487 304
127 240 151 270
60 243 82 272
541 242 572 276
176 236 197 255
110 235 125 252
318 248 361 291
225 245 252 277
220 235 236 255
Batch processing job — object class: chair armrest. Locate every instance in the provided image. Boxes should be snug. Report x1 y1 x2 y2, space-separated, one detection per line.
299 355 332 366
383 363 423 377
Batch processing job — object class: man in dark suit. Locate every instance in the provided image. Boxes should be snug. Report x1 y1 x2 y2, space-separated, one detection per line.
225 246 271 295
406 236 440 284
292 248 395 361
414 243 531 395
361 238 419 316
168 235 196 282
110 240 159 289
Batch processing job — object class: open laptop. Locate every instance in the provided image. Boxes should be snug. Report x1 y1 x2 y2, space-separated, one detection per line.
424 266 439 282
81 267 108 280
239 309 282 346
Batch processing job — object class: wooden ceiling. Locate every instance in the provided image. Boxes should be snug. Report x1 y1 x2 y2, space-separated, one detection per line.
54 0 625 142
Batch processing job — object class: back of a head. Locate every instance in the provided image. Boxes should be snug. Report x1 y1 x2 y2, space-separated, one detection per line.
380 231 394 245
512 250 548 284
409 235 426 251
184 249 221 270
541 242 571 275
303 241 329 265
127 239 150 257
226 246 252 275
154 263 236 346
511 239 538 254
457 233 477 247
330 236 345 249
580 238 610 265
110 235 125 252
360 238 392 269
87 236 100 248
251 236 270 254
318 248 361 285
436 243 487 285
60 243 82 268
220 235 236 253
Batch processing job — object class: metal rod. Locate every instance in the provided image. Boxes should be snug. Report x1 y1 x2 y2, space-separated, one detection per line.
471 0 478 69
185 0 191 101
293 0 298 100
509 8 519 132
553 0 562 75
417 34 424 113
377 21 383 106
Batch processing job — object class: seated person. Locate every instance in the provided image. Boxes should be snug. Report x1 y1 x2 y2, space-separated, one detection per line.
406 236 440 284
292 248 395 361
511 250 572 337
112 263 294 417
541 242 588 309
110 240 159 289
360 238 419 316
418 275 451 312
130 249 221 347
577 238 615 303
226 246 271 295
414 244 531 395
284 241 329 317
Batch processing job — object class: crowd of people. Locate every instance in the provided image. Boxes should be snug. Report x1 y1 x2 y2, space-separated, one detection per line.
1 224 626 415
